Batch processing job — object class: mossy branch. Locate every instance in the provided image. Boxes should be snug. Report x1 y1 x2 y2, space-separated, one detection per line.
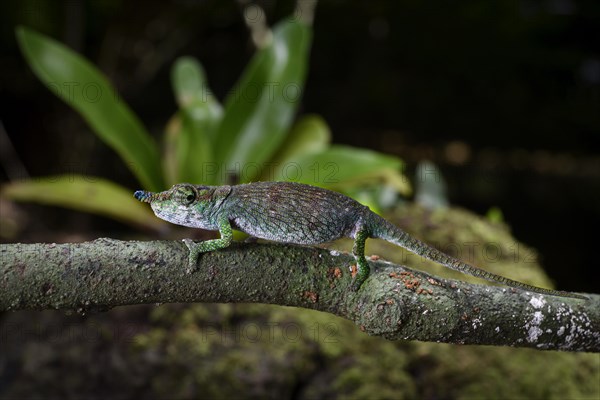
1 240 598 352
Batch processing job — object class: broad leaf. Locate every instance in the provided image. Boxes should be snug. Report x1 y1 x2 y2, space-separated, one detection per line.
172 56 223 135
171 57 223 184
162 113 182 187
270 114 330 163
261 114 330 181
16 26 164 191
272 145 412 195
215 19 312 182
1 176 166 232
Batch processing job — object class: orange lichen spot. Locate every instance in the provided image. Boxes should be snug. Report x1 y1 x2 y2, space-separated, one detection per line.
350 264 358 278
303 291 319 303
326 267 344 286
385 299 394 305
389 270 422 291
427 278 440 286
402 275 420 290
404 278 420 290
420 288 433 295
370 254 380 261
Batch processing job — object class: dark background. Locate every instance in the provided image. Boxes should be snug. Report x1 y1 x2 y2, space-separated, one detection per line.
1 0 599 293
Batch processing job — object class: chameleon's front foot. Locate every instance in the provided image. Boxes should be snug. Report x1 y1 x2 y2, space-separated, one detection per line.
182 231 233 273
183 239 201 274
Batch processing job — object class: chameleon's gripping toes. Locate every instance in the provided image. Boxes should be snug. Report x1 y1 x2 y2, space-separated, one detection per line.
134 182 586 299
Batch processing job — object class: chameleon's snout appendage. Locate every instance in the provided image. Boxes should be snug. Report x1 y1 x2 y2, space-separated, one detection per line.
134 190 153 203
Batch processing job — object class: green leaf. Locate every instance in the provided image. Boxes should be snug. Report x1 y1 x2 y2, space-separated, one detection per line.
163 116 223 189
215 19 312 182
486 206 504 224
16 26 164 192
414 160 449 210
172 56 223 134
171 57 223 185
162 114 182 187
260 114 330 181
272 145 412 195
269 114 330 164
1 176 166 232
162 111 214 186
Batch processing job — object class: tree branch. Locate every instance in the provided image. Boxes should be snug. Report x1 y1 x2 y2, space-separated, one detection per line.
1 240 598 352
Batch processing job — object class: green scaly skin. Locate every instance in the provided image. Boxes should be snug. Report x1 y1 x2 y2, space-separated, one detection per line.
134 182 586 299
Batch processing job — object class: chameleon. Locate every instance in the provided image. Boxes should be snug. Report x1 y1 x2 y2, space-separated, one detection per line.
134 181 585 299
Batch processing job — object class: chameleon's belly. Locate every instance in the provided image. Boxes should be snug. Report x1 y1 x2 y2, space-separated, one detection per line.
228 182 364 245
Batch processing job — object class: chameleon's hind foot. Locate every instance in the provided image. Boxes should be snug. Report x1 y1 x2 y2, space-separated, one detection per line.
350 262 370 291
350 279 363 292
350 227 370 291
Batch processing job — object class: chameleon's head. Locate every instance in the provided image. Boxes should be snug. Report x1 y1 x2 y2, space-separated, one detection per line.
134 183 216 228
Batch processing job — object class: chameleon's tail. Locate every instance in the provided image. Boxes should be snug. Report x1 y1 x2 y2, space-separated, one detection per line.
369 215 586 300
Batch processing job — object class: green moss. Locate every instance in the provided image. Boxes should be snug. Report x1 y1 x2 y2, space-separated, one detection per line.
133 303 416 399
406 342 599 400
134 300 598 399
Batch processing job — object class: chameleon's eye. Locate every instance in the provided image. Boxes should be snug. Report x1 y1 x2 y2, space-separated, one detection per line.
177 186 197 205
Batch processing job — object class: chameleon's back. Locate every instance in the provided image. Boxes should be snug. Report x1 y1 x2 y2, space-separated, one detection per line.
225 182 369 244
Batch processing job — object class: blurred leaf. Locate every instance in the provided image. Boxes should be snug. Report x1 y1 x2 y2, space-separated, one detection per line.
266 114 330 175
162 111 216 186
16 26 164 191
215 19 312 181
162 114 182 186
171 57 223 184
273 145 411 195
414 160 449 210
1 176 166 232
172 56 223 133
486 206 504 224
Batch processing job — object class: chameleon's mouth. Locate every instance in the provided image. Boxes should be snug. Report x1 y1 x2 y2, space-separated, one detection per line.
134 190 155 203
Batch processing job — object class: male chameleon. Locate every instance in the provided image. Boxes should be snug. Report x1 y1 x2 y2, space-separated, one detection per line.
134 181 585 299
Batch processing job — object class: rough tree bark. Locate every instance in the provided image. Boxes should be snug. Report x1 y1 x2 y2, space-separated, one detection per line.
1 239 598 352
